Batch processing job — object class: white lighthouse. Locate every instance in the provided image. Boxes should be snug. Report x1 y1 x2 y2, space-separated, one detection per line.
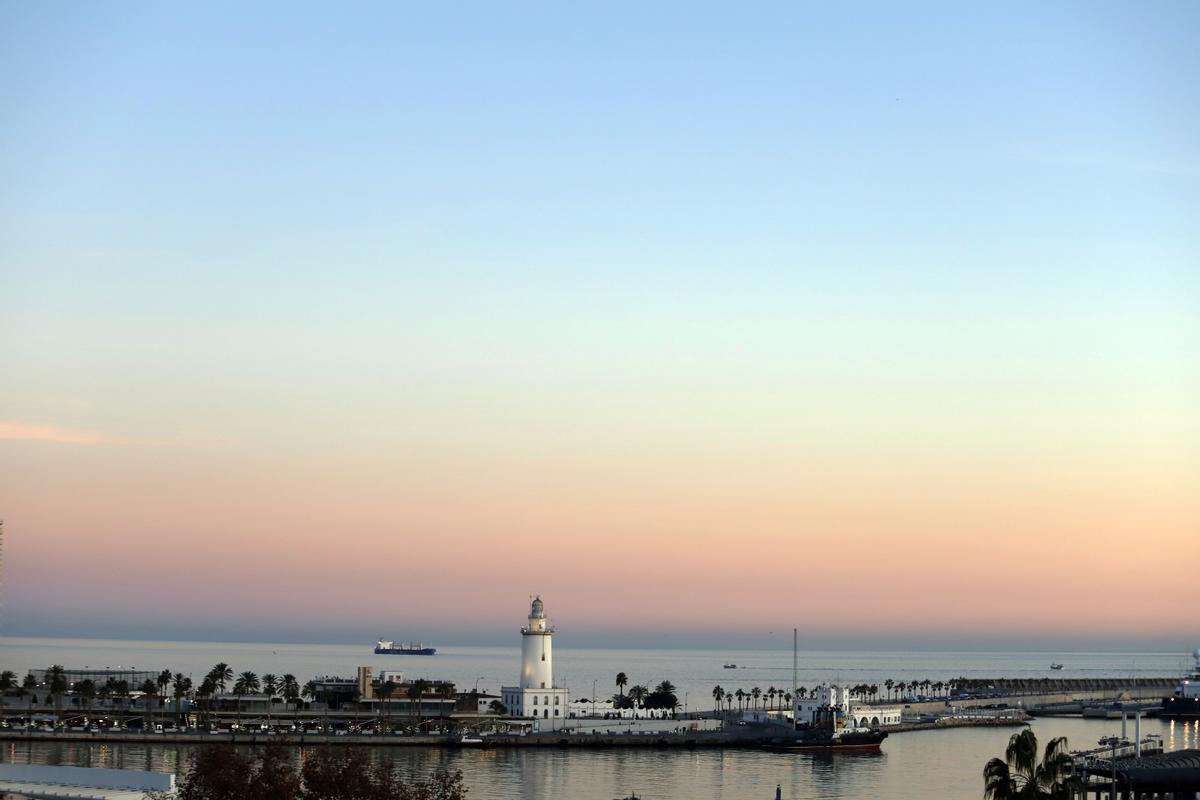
501 596 570 721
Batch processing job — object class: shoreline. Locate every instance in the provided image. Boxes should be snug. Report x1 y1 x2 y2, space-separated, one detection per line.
0 716 1028 750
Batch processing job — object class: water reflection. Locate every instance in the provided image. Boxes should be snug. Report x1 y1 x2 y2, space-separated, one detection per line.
0 718 1187 800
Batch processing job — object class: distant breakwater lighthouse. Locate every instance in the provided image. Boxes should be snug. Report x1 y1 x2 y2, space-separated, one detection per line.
501 596 570 722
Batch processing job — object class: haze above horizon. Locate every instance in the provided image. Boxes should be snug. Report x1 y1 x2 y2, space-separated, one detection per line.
1 2 1197 647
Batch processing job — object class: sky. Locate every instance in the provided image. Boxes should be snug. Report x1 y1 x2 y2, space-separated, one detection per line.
1 2 1197 650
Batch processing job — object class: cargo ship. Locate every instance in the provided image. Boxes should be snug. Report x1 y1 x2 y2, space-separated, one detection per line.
374 639 436 656
1161 648 1200 720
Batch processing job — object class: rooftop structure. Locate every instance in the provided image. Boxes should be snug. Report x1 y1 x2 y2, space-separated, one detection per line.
0 764 174 800
27 668 162 687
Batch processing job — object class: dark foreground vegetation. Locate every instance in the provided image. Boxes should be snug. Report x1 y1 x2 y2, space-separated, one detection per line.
147 744 467 800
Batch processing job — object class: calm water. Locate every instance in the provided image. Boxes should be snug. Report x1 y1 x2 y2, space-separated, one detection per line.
0 637 1187 709
1 637 1194 799
2 719 1198 799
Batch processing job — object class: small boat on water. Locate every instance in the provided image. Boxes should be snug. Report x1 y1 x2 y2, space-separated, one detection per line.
723 663 737 669
1050 663 1064 670
375 639 436 656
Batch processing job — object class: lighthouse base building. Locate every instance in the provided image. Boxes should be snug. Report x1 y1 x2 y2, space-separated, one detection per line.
501 596 570 720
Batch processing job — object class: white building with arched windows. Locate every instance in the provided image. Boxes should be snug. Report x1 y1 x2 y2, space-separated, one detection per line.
791 684 902 729
501 596 570 721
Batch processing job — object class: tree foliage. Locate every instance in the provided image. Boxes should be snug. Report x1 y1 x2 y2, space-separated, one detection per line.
301 748 467 800
983 729 1075 800
641 680 678 711
173 745 300 800
167 745 468 800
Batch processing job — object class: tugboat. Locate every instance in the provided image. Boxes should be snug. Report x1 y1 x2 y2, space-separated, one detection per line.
374 639 437 656
761 699 888 752
1161 648 1200 720
761 629 887 753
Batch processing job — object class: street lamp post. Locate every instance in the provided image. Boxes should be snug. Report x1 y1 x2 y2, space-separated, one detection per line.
592 680 597 719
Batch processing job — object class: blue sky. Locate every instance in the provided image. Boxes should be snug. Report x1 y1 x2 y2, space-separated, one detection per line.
1 2 1197 646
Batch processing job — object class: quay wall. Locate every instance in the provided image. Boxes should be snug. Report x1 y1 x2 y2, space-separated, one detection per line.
955 678 1175 695
888 681 1171 716
0 715 1023 750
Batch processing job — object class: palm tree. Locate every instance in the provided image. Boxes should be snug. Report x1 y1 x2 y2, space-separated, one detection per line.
870 684 879 704
767 686 777 711
74 679 96 720
751 687 761 710
112 680 130 725
628 685 648 709
407 679 428 723
0 670 15 720
196 677 216 726
232 671 260 720
712 685 724 713
207 663 233 694
46 665 68 721
734 689 745 712
885 678 894 701
377 680 396 729
262 674 278 729
615 672 628 697
983 729 1074 800
96 679 112 722
157 669 171 699
172 673 191 726
140 679 159 729
282 674 300 714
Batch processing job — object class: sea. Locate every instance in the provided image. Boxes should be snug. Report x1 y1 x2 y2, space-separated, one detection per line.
1 637 1196 800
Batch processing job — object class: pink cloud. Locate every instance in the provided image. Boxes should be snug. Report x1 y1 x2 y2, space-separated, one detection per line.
0 422 112 444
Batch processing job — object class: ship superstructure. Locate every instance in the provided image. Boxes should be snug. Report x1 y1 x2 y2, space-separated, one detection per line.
1162 648 1200 719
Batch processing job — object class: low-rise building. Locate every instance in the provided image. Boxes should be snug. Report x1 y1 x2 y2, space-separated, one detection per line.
794 685 902 729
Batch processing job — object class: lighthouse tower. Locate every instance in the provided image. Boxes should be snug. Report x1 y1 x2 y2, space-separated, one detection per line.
521 596 554 690
501 596 570 722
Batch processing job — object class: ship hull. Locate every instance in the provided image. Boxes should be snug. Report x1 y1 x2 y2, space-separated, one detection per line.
1161 696 1200 719
374 647 437 655
761 730 887 752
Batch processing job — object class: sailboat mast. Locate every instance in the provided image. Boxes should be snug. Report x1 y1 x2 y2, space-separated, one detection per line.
792 627 797 710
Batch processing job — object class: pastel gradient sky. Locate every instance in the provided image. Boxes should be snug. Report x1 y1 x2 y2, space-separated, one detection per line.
1 2 1197 648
